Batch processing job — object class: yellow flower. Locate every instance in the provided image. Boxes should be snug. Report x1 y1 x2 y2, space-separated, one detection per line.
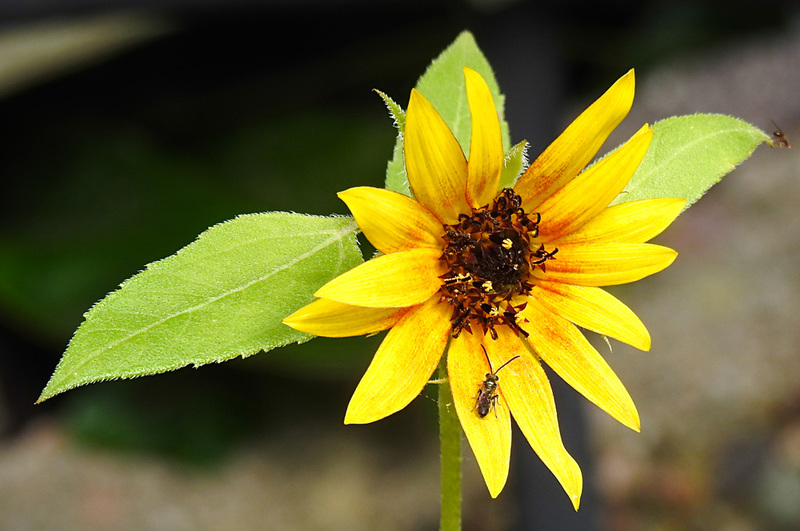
283 67 684 508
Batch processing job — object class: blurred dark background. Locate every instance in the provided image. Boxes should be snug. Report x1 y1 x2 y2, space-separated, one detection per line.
1 1 800 529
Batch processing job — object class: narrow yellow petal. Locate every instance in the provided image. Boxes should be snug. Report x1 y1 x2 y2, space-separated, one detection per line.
283 298 406 337
315 247 445 307
532 281 650 351
338 187 444 253
490 328 583 509
536 125 653 242
520 300 640 431
516 70 636 210
464 67 503 209
554 198 686 245
345 297 451 424
448 332 511 498
405 89 470 224
543 243 678 287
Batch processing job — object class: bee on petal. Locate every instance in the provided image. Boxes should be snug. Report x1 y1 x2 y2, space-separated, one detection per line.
475 345 519 418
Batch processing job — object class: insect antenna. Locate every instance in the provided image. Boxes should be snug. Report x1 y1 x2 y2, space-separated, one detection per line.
480 344 520 374
494 355 520 374
480 344 493 371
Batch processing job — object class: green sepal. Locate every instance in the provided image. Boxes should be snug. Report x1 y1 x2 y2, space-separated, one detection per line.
501 140 528 190
375 90 409 197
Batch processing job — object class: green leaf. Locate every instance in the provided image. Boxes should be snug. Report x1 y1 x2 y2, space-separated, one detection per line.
416 31 510 155
383 31 510 196
39 213 362 402
613 114 770 208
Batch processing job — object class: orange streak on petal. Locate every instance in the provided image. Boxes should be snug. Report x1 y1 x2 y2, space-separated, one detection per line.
490 328 583 510
553 198 686 245
404 89 470 224
543 243 678 287
464 67 503 209
344 296 451 424
338 187 444 253
517 70 635 211
532 282 650 351
536 125 653 242
519 300 640 432
315 247 446 307
448 332 511 498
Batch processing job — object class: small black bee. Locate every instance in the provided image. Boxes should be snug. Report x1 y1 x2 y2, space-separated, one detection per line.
474 345 520 418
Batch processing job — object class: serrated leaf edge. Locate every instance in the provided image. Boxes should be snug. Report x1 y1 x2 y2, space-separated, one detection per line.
619 113 770 207
39 213 360 402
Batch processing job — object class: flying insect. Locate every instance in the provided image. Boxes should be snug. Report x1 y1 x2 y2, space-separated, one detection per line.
771 121 791 148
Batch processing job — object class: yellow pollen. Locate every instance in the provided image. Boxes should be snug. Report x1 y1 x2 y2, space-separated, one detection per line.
444 273 472 285
502 238 513 249
482 281 494 292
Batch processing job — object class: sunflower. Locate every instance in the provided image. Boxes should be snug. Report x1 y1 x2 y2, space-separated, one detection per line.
283 67 683 508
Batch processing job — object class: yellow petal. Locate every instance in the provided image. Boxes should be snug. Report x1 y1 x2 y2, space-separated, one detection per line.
554 198 686 245
283 298 406 337
464 67 503 209
519 300 640 431
516 70 636 210
448 331 511 498
345 297 451 424
543 242 678 287
404 89 470 224
536 125 653 242
338 187 444 253
315 247 445 307
491 328 583 509
532 281 650 351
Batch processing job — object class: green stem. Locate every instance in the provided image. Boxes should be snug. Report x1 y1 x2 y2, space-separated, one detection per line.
438 355 461 531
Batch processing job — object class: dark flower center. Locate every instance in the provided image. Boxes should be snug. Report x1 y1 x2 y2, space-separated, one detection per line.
438 188 557 339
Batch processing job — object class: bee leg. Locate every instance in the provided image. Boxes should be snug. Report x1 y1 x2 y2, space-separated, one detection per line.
491 394 499 418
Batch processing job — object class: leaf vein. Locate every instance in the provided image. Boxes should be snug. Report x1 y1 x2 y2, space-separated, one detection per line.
70 219 358 373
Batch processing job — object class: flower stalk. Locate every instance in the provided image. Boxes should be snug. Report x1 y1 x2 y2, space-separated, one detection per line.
438 354 462 531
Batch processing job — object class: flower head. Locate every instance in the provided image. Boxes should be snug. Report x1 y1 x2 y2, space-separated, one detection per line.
283 68 684 507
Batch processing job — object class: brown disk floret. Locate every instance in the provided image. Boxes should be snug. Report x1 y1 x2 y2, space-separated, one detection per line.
439 188 558 339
